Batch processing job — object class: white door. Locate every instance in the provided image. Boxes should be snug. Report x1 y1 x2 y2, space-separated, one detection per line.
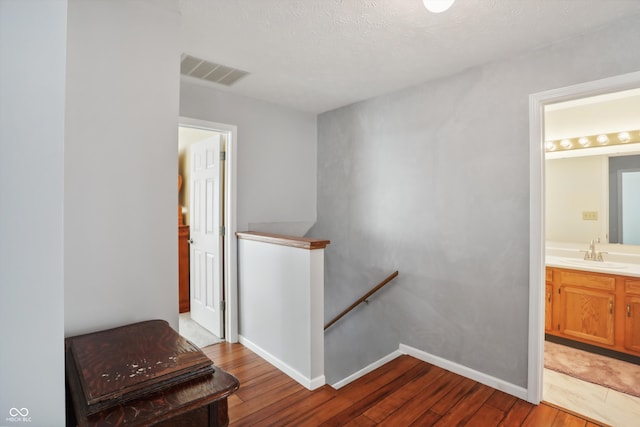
189 135 224 337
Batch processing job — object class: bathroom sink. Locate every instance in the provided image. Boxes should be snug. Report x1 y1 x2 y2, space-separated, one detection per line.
559 258 628 269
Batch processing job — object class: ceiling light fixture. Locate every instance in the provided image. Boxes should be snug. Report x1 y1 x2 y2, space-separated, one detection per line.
618 131 631 143
423 0 455 13
545 129 640 153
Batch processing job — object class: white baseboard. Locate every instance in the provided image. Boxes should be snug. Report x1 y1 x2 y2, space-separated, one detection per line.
237 336 527 400
331 350 403 389
238 335 325 390
399 343 528 401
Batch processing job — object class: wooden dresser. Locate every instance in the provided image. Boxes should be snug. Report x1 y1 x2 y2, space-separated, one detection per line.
65 320 239 426
178 225 190 313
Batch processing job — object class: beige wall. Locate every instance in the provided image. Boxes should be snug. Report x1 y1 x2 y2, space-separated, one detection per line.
546 156 606 242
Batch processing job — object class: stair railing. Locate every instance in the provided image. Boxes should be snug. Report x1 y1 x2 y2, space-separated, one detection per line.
324 271 399 331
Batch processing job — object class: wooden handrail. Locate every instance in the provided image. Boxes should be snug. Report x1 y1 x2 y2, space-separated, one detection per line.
324 271 399 331
236 231 330 250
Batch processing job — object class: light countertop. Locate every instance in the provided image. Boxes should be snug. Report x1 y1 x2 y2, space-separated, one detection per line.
546 255 640 278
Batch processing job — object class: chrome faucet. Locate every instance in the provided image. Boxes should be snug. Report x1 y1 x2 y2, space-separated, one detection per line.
588 239 597 259
580 238 607 261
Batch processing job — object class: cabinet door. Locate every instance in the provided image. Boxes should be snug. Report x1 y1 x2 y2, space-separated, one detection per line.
178 226 190 313
545 284 553 332
625 296 640 353
560 286 614 345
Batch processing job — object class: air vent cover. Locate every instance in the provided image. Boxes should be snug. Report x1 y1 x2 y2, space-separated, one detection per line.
180 54 249 86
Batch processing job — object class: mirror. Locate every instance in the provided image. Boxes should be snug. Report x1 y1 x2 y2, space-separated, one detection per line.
609 155 640 245
544 88 640 247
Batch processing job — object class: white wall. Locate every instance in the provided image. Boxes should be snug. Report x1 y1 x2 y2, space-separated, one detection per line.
180 81 317 235
0 1 67 424
546 156 606 242
237 239 325 389
64 0 181 336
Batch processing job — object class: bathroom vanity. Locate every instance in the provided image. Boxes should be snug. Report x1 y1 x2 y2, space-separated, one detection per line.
545 255 640 357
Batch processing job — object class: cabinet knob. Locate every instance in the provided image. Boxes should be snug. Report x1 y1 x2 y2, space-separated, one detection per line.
188 238 194 245
628 304 632 318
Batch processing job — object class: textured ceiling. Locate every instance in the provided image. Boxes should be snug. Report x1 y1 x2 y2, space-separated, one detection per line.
179 0 640 113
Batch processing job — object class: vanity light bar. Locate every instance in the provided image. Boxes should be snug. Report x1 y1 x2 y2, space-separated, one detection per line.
545 129 640 152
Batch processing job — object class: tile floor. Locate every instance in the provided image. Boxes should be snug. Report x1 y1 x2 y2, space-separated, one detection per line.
178 312 221 348
544 368 640 427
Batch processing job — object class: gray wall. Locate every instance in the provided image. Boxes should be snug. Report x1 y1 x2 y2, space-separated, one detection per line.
64 0 181 336
0 1 67 424
311 16 640 387
180 81 318 235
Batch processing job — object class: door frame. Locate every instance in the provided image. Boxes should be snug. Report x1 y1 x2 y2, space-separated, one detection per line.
179 116 239 343
527 70 640 403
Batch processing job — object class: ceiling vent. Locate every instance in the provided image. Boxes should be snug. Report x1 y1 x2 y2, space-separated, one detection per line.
180 54 249 86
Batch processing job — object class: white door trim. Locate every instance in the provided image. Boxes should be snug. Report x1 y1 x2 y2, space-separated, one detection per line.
527 70 640 403
179 116 239 343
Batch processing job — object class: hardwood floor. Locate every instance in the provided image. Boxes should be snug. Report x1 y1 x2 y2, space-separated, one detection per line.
203 343 606 426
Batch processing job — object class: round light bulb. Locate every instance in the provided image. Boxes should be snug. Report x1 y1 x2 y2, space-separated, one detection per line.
578 137 590 147
618 131 631 143
560 139 572 149
597 134 609 145
545 141 556 151
423 0 456 13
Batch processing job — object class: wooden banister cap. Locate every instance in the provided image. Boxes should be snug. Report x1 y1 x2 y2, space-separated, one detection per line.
236 231 330 250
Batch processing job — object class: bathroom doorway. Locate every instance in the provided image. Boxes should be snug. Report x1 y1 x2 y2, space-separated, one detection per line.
177 117 239 346
529 71 640 426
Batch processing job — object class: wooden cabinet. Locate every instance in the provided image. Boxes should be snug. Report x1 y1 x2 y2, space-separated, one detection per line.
560 285 614 345
545 269 554 332
625 279 640 353
558 270 615 346
545 283 553 332
545 266 640 357
625 295 640 353
178 225 190 313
